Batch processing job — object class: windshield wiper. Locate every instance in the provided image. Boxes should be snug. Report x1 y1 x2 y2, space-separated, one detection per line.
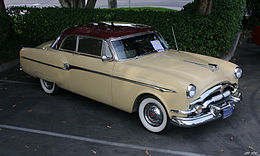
150 49 165 53
135 49 165 59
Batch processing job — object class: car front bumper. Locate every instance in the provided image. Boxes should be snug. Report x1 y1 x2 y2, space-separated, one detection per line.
170 82 241 127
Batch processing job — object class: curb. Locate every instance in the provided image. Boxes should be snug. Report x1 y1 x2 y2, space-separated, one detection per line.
222 32 241 61
0 59 19 73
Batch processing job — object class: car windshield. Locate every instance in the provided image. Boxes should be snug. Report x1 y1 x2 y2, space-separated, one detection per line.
111 32 169 60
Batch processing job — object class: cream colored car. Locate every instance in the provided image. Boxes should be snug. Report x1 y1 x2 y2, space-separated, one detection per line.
20 22 242 133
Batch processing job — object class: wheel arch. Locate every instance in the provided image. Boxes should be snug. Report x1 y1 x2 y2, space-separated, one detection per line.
132 93 166 113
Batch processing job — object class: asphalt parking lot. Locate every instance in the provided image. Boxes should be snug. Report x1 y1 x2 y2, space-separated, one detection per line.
0 40 259 156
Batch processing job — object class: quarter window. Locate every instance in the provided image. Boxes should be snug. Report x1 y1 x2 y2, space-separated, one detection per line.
60 35 77 51
78 36 102 56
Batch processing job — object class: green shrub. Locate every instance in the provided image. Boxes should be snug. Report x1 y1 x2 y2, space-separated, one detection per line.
8 0 245 57
0 12 21 62
0 13 12 48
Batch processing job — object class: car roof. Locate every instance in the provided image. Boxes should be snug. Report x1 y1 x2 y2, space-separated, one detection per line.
61 22 156 39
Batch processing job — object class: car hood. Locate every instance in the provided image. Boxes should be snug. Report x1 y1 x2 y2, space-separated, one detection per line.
113 50 237 95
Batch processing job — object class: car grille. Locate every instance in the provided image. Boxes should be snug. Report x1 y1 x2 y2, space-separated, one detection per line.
188 82 238 117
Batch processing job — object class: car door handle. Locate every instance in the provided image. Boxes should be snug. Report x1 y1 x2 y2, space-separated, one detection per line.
63 63 70 70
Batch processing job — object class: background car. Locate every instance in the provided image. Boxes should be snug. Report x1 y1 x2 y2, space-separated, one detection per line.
251 25 260 46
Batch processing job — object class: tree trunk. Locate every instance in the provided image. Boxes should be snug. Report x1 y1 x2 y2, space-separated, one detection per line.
72 0 85 8
108 0 117 8
86 0 97 8
59 0 86 8
198 0 212 15
0 0 6 13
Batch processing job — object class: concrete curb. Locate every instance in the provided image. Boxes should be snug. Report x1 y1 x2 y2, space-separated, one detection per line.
222 32 241 61
0 59 19 73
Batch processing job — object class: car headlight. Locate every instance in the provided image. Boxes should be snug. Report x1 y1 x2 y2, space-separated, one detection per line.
234 67 242 79
186 84 196 98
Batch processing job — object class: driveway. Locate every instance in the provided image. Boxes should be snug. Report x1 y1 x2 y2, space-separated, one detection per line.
0 39 259 156
4 0 193 10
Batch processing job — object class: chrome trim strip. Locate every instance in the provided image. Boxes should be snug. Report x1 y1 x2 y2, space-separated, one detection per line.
21 56 176 93
183 60 219 72
21 56 64 70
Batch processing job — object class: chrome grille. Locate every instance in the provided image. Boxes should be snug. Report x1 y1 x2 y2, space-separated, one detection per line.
171 82 241 116
190 82 235 107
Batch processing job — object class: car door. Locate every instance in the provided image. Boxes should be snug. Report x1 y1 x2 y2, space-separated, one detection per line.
42 35 78 90
68 36 115 106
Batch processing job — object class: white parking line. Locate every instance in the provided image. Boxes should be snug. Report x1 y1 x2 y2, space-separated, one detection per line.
0 124 207 156
0 80 38 85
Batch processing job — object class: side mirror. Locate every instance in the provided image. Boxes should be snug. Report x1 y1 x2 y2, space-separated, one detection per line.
101 56 113 62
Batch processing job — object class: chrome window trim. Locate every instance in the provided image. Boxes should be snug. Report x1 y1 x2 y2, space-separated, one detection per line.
59 35 116 60
59 49 76 54
51 35 61 49
75 36 79 52
106 39 118 61
109 31 157 42
107 31 168 62
101 40 114 61
74 51 102 59
77 35 103 57
59 35 77 52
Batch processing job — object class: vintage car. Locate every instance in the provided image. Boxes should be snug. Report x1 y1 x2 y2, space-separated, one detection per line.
20 22 242 133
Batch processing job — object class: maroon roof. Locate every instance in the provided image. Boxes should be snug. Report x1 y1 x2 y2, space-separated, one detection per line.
61 22 156 39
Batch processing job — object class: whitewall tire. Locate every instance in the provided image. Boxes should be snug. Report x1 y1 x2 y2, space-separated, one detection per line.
138 97 168 133
40 79 56 95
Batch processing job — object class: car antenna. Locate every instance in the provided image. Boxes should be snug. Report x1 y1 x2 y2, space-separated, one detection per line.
171 26 179 51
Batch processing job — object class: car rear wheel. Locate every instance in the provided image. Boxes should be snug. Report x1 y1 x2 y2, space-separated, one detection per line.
138 97 168 133
40 79 56 94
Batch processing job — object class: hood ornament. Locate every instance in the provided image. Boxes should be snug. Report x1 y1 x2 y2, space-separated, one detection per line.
184 60 219 72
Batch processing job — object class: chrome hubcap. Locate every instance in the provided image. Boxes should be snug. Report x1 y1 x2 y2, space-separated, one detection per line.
43 80 53 90
144 103 163 127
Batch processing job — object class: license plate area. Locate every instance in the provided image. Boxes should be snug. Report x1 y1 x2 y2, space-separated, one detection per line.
223 107 233 119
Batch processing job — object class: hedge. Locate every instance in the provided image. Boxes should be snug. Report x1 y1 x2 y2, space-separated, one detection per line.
0 13 12 48
0 12 20 62
8 0 245 57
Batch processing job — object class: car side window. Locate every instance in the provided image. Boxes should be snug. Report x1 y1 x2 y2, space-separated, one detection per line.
60 35 77 51
78 36 102 56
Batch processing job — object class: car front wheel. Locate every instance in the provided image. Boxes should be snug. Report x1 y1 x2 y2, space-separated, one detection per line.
138 97 168 133
40 79 56 95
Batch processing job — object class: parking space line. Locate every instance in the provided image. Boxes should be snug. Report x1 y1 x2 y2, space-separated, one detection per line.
0 124 207 156
0 80 38 85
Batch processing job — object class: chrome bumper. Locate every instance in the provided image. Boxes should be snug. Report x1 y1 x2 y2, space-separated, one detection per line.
171 82 241 127
171 100 236 127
